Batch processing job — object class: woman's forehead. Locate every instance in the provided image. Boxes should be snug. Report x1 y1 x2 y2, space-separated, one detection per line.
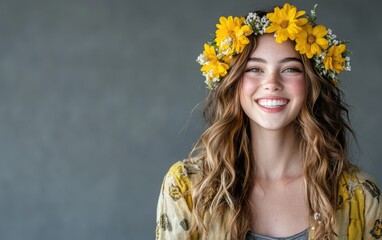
250 34 301 60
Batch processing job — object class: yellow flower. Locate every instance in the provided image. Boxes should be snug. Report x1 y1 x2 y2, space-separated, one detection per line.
265 3 308 43
200 44 230 80
324 44 346 73
295 24 328 58
215 16 253 55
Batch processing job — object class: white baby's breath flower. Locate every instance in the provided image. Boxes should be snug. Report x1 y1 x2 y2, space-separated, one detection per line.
196 54 208 65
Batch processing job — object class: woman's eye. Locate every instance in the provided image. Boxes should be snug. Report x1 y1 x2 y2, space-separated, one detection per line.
283 67 302 73
245 67 262 73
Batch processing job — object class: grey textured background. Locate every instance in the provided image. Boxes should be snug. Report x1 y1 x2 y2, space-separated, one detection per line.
0 0 380 239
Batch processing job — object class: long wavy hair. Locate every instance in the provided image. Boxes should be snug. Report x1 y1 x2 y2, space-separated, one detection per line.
188 10 355 240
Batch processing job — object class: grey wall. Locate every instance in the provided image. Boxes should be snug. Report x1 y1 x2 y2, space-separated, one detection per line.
0 0 380 239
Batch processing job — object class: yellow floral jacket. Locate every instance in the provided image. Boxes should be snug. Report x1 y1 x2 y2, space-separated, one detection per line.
156 159 382 239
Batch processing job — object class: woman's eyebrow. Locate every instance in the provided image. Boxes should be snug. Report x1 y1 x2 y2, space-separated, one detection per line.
279 57 303 64
247 57 266 63
247 57 302 64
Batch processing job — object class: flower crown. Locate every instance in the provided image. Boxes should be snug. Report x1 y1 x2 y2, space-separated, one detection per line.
196 3 351 90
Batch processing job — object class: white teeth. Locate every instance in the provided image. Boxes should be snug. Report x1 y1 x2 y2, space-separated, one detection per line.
257 99 287 108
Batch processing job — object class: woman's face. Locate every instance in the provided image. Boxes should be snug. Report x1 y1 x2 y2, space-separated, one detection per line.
240 34 306 131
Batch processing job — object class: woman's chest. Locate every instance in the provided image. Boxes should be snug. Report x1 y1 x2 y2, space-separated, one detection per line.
249 179 310 237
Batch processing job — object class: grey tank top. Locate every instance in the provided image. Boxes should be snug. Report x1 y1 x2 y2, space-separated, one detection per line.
246 228 309 240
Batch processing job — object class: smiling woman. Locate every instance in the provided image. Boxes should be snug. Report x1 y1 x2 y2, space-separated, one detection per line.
240 34 306 131
156 3 381 240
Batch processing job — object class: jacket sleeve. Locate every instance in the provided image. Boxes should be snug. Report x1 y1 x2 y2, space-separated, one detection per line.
361 173 382 239
336 171 382 239
155 162 195 240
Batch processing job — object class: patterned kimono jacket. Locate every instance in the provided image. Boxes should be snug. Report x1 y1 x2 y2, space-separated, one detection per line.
156 159 382 240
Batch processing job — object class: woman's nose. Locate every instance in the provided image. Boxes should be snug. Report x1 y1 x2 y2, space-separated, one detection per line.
262 73 282 92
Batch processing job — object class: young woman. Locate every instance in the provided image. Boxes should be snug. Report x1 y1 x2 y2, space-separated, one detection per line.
156 3 381 239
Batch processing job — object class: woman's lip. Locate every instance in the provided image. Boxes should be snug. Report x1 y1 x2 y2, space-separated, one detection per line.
255 96 289 101
255 97 289 113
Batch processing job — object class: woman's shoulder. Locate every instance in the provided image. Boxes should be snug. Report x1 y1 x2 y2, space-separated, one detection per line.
336 168 381 239
166 158 203 179
353 169 379 184
339 169 380 201
338 168 380 208
156 159 203 239
159 158 204 208
164 158 204 187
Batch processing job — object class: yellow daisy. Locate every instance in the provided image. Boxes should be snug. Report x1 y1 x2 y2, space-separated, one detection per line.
215 16 253 55
295 24 329 58
265 3 308 43
324 44 346 73
200 44 230 80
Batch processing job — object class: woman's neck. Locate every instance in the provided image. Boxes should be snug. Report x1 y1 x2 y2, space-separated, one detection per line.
250 123 303 182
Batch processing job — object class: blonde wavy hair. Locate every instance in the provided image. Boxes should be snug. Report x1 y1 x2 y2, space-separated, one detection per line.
188 10 356 240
